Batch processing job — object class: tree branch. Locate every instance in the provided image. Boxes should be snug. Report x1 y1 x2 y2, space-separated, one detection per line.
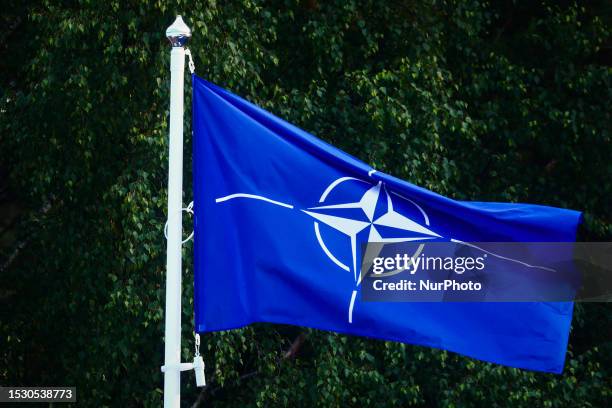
283 332 306 360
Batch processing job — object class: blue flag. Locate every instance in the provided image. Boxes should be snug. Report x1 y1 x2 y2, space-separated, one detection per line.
192 74 582 373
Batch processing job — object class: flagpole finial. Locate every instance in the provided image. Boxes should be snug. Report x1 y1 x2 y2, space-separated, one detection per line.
166 15 191 47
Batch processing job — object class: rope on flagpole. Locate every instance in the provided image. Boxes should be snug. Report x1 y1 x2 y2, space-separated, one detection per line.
163 201 194 244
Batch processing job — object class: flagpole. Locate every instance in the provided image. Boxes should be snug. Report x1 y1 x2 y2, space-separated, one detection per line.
164 16 191 408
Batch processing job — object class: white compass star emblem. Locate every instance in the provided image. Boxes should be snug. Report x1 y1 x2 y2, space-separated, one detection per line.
302 181 441 284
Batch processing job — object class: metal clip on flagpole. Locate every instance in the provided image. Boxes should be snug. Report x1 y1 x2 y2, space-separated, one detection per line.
162 15 204 408
184 49 196 74
193 333 206 387
160 333 205 385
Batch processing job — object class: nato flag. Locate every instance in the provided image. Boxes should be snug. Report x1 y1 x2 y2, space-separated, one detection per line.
192 74 582 373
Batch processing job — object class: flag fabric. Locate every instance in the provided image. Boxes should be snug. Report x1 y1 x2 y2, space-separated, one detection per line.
191 74 582 373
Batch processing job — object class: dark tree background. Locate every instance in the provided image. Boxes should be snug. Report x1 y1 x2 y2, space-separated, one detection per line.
1 1 610 406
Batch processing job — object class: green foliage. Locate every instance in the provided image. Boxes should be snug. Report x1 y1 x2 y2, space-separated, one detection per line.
0 0 610 406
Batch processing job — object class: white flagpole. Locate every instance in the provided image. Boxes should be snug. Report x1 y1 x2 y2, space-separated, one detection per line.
163 15 191 408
